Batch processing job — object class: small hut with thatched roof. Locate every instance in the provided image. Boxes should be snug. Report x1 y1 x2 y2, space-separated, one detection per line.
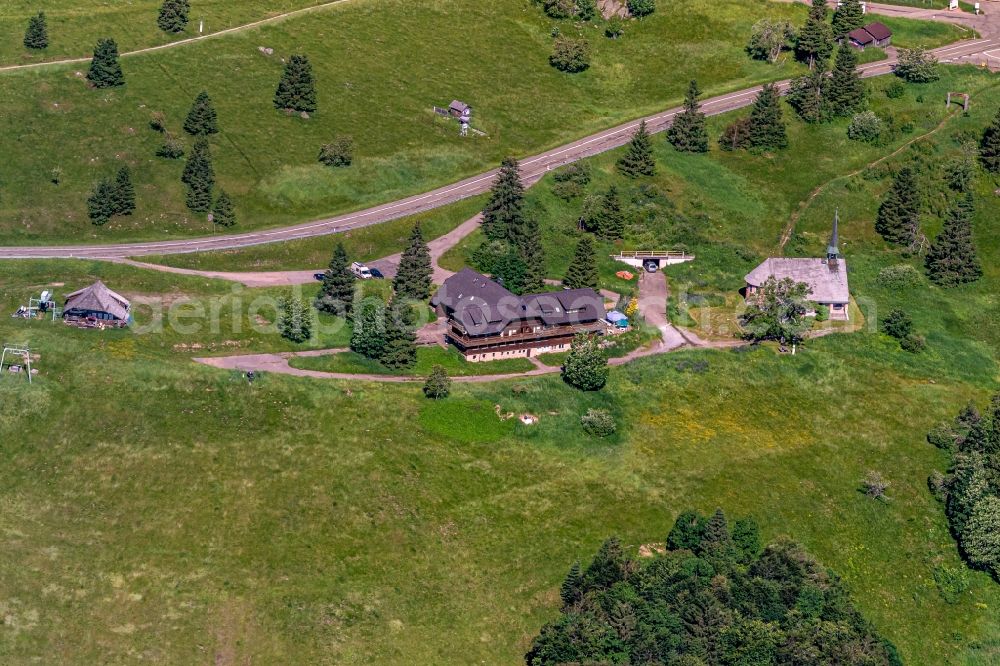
62 281 131 328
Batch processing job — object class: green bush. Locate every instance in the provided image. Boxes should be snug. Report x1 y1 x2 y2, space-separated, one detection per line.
549 37 591 73
580 408 616 437
881 308 913 340
885 80 906 99
877 264 922 289
847 111 883 144
814 304 829 322
900 333 927 353
933 563 970 604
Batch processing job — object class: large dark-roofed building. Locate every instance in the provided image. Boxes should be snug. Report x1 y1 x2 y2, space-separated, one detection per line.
431 269 606 361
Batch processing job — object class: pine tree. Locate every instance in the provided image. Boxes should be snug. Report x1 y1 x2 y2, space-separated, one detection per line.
516 217 547 294
832 0 865 38
560 561 583 607
562 333 608 391
423 365 451 399
875 167 920 247
111 166 136 216
796 0 833 69
826 46 865 117
181 138 215 212
617 120 656 177
667 80 709 153
273 54 317 113
925 193 982 287
23 12 48 50
87 38 125 89
979 107 1000 173
157 0 190 34
747 83 787 151
494 248 528 294
212 190 237 227
482 157 526 241
380 299 417 369
350 297 387 359
393 223 433 301
563 235 598 290
597 186 625 241
315 242 356 316
700 508 737 563
278 295 313 343
787 68 830 123
87 178 116 226
184 91 219 136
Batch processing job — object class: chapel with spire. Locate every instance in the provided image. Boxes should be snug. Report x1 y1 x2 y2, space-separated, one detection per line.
744 212 851 320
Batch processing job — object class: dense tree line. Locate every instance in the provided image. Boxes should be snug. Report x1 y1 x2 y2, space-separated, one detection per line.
928 394 1000 579
527 509 902 665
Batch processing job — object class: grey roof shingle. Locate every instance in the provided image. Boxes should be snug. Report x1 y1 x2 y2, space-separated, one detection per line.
745 258 850 304
63 281 131 320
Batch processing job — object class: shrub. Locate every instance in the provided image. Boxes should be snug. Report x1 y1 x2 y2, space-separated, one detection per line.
894 47 939 83
927 422 960 451
149 111 167 133
605 16 625 39
847 111 883 144
877 264 922 289
719 117 752 151
627 0 655 17
319 136 354 168
156 134 185 159
885 80 906 99
933 563 970 604
814 304 829 322
550 37 590 73
881 308 913 339
543 0 576 19
562 334 608 391
861 470 891 501
900 333 927 353
928 470 948 501
423 365 451 399
580 408 616 437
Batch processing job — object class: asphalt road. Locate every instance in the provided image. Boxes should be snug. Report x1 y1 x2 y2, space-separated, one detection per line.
0 5 995 261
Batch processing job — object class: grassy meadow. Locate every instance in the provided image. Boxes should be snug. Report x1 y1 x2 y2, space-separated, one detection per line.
1 7 999 665
0 0 335 65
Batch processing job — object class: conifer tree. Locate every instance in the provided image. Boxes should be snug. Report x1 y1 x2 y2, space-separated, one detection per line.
184 91 219 136
787 68 830 123
979 107 1000 173
212 190 236 227
315 242 356 316
278 294 312 343
560 561 583 607
494 249 528 294
393 223 433 301
157 0 190 34
617 120 656 177
667 80 709 153
87 38 125 88
181 138 215 212
380 299 417 369
516 217 547 294
482 157 525 241
562 333 609 391
423 365 451 399
23 12 48 50
747 83 787 151
87 178 116 226
597 186 625 241
273 55 317 113
111 166 136 216
563 235 598 290
700 508 737 562
796 0 833 69
925 193 982 287
351 298 386 359
875 167 920 247
827 46 865 117
832 0 865 38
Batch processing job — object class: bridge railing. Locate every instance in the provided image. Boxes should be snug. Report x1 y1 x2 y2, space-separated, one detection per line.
611 250 691 259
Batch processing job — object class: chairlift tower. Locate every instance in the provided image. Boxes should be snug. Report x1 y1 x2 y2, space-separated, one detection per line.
1 344 33 383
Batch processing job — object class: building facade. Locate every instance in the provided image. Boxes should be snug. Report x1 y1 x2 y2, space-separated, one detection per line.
431 269 606 361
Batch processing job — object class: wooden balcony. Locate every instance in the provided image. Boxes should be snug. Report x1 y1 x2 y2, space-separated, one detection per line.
448 322 604 350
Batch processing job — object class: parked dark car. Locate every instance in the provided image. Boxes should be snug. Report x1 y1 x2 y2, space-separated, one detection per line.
313 272 326 281
369 268 385 279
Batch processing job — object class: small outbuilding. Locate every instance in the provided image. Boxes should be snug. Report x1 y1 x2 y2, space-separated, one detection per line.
63 281 131 328
449 100 471 119
848 22 892 50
